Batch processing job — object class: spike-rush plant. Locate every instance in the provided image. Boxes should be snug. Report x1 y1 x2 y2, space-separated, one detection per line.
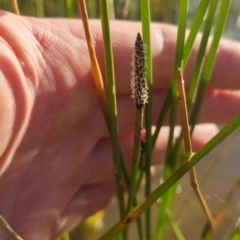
0 0 240 240
127 33 148 216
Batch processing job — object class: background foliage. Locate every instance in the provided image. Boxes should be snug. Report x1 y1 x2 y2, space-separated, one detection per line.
0 0 239 42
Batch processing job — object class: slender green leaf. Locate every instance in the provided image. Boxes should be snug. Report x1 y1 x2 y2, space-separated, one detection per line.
187 0 219 109
98 114 240 240
140 0 153 239
155 1 189 239
166 210 186 240
65 0 75 18
99 0 125 221
152 91 171 148
190 0 233 128
183 0 210 69
35 0 44 17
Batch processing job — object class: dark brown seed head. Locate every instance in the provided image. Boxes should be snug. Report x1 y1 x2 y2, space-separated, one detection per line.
130 33 148 108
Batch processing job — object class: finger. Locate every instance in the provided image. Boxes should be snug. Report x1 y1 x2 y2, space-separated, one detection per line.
53 124 218 237
90 21 240 91
94 88 240 138
52 182 115 239
22 15 239 133
0 24 35 174
1 12 239 142
87 124 218 184
2 12 239 97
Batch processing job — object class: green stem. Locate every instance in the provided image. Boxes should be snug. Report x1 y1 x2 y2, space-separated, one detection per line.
190 0 233 129
0 216 23 240
35 0 44 17
152 91 171 148
98 114 240 240
182 0 210 69
139 1 152 239
155 0 189 239
65 0 75 18
120 152 143 239
166 210 186 240
99 0 125 220
127 107 144 213
187 0 219 109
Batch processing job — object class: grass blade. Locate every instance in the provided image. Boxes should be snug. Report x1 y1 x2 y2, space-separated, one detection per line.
127 33 148 213
190 0 233 128
87 0 98 18
166 210 186 240
178 69 214 226
187 0 219 109
0 216 23 240
152 91 171 148
202 176 240 237
98 114 240 240
77 0 109 124
10 0 20 15
65 0 76 18
78 3 125 238
35 0 44 17
99 0 125 221
139 0 153 239
154 1 189 239
182 0 210 69
176 132 238 221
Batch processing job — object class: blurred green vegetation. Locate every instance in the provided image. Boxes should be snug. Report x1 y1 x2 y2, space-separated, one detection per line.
0 0 239 40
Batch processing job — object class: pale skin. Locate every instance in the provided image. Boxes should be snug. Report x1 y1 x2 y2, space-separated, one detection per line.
0 11 240 240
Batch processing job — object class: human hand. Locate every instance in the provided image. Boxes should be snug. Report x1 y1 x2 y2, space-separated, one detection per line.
0 11 239 240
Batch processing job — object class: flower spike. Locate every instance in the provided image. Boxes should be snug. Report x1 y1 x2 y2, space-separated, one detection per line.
130 33 148 109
